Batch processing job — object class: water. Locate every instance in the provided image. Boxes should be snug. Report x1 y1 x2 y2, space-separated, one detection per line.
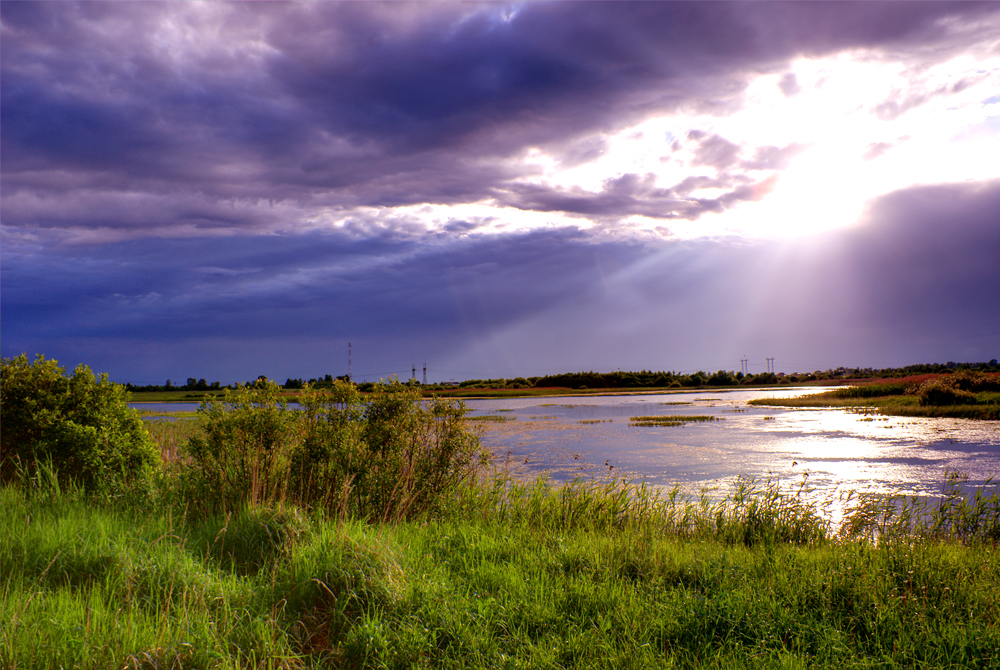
465 388 1000 507
131 388 1000 511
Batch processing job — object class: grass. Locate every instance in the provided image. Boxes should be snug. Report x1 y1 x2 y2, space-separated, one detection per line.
144 417 202 463
8 373 1000 669
5 472 1000 669
750 389 1000 420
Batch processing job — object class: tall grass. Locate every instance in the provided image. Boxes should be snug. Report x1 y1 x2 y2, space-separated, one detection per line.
144 417 202 463
5 469 1000 669
7 379 1000 668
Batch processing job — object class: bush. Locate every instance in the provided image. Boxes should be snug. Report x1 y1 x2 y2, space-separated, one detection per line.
917 380 978 406
183 380 302 512
182 379 487 520
0 354 159 493
299 380 488 521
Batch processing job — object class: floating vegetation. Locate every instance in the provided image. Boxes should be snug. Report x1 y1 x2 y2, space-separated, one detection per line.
464 415 515 422
762 415 776 421
578 419 612 424
730 408 747 413
660 401 692 406
629 415 716 427
494 408 514 412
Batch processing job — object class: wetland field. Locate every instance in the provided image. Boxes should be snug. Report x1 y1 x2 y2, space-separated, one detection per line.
5 367 1000 669
467 387 1000 518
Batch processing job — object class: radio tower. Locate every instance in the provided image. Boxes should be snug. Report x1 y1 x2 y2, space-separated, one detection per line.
423 363 427 385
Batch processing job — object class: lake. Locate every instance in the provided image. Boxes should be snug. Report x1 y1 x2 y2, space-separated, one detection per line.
465 387 1000 512
133 387 1000 513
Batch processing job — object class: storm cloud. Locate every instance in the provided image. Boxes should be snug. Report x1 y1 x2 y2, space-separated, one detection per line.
3 2 999 382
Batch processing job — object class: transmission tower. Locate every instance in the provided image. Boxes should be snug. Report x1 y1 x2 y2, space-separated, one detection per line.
412 364 416 381
348 342 352 382
423 363 427 385
765 357 775 374
740 356 748 375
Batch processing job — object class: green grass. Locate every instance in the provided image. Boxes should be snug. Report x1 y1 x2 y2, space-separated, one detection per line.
5 474 1000 669
749 390 1000 420
144 417 203 463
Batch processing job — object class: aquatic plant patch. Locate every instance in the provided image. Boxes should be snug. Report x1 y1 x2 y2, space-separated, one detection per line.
629 415 717 427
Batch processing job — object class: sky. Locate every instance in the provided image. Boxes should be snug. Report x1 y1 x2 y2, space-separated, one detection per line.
2 1 999 385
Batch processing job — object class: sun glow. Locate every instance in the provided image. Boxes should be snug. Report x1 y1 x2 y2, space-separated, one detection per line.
290 49 1000 244
486 49 1000 242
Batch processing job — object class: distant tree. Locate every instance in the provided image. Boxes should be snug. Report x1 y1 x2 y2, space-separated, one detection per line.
708 370 737 386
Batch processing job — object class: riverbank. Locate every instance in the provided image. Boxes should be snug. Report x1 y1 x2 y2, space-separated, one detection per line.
749 373 1000 420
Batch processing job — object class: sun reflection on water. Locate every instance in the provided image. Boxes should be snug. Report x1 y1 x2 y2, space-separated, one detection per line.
471 387 1000 523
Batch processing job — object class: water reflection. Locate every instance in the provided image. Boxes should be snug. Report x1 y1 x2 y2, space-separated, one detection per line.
467 388 1000 508
131 388 1000 516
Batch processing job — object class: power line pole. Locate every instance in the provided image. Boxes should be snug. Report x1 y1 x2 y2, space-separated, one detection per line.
423 363 427 386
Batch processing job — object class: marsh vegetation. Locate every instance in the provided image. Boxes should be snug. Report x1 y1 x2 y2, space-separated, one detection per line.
750 371 1000 420
4 355 1000 668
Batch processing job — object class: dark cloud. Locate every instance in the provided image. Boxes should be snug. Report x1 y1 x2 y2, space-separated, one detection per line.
3 2 999 380
5 180 998 382
844 180 1000 330
5 1 997 234
496 131 793 222
498 171 775 221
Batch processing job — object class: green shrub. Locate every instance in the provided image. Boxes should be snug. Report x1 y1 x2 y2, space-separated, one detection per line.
182 380 302 512
297 380 488 521
181 379 487 520
0 354 159 493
